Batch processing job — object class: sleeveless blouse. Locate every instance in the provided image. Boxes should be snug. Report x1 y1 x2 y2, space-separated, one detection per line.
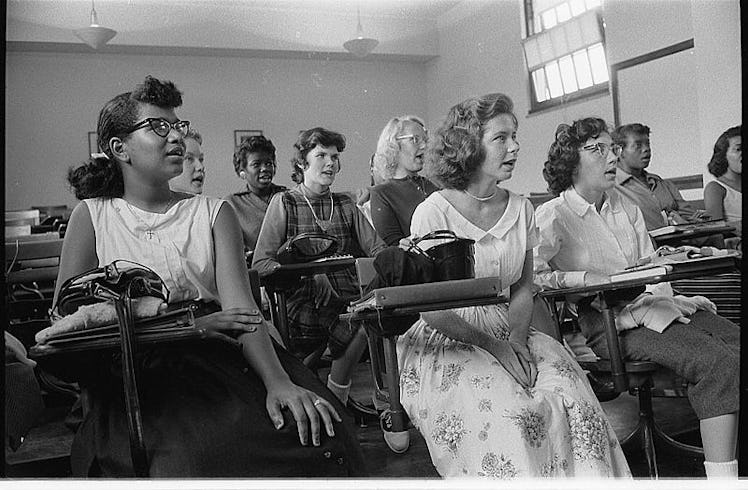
713 179 742 222
84 195 224 304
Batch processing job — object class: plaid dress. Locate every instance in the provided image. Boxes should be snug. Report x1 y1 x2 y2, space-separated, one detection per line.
282 187 367 358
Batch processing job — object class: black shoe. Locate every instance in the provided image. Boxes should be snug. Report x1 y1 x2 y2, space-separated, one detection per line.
586 372 619 402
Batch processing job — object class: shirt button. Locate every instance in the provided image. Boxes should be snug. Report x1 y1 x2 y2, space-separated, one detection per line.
323 451 332 459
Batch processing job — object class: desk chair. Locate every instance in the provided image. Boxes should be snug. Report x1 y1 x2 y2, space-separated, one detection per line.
350 257 412 453
538 293 703 479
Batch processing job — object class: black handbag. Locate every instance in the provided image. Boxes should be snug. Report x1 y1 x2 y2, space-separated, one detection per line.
406 230 476 281
54 260 169 316
277 232 339 265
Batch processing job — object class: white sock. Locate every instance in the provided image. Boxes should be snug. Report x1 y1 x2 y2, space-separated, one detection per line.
703 459 738 479
326 377 351 404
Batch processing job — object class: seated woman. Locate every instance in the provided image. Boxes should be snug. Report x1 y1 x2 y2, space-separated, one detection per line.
225 135 287 257
169 126 205 194
370 115 439 245
56 76 365 477
397 93 630 478
704 125 741 247
534 117 739 480
252 128 386 405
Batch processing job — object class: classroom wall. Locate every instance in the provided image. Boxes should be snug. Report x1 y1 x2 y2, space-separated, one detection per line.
425 0 741 195
4 51 427 210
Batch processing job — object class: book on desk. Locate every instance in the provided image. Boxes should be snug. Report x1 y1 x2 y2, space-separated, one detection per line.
348 276 503 312
609 251 740 283
648 219 730 238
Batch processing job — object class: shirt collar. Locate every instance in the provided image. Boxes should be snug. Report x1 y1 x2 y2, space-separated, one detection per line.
562 187 620 216
615 166 653 186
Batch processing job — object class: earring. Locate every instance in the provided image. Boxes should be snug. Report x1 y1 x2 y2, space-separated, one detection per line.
239 171 247 179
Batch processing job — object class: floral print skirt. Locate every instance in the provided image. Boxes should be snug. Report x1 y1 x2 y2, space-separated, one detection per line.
396 304 631 478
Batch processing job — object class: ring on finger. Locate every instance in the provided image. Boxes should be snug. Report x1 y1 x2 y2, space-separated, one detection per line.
313 399 323 407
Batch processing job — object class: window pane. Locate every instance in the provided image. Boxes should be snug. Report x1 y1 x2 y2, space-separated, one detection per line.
588 43 609 84
545 61 564 98
532 69 549 102
534 15 543 34
541 9 558 30
585 0 601 8
569 0 586 16
556 3 572 23
558 55 578 93
572 49 593 88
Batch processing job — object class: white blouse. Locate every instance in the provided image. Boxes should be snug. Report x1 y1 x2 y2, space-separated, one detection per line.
85 195 224 304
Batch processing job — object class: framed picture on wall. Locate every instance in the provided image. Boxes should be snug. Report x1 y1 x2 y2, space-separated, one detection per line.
234 130 263 148
88 132 98 155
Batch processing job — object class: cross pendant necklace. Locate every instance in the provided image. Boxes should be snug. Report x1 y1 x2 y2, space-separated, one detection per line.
126 194 175 240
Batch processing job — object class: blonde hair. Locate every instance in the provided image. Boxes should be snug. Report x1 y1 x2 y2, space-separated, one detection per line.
373 115 426 180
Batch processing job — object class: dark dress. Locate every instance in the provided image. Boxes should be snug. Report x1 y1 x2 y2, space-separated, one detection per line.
68 195 366 477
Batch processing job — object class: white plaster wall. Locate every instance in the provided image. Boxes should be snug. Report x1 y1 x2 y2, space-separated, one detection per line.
5 52 427 209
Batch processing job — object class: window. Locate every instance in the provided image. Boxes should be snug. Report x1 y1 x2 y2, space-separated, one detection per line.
522 0 609 112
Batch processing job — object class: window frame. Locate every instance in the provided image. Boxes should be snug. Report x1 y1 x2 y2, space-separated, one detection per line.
522 0 610 114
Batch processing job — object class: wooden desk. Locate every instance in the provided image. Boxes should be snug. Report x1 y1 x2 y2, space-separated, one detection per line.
261 256 356 347
340 276 506 435
651 223 735 247
538 255 739 393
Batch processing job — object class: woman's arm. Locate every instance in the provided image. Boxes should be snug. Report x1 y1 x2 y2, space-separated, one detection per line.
353 201 387 257
370 187 405 246
703 181 727 221
250 193 286 277
533 205 589 289
507 251 534 344
213 203 340 446
53 202 99 307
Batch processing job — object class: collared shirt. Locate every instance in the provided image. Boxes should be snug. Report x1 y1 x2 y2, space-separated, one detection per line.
533 187 654 290
614 168 696 230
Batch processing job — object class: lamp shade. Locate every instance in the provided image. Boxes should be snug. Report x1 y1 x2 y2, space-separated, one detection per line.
343 36 379 58
74 25 117 49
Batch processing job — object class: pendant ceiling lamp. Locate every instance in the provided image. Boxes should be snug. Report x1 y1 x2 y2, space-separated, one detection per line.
343 6 378 58
74 0 117 49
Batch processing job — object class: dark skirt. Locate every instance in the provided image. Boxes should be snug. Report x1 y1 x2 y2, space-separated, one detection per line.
71 339 367 477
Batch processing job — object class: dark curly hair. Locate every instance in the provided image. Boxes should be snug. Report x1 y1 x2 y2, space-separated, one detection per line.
707 125 741 177
425 93 516 190
233 135 276 176
611 122 650 147
67 75 183 199
290 127 346 184
543 117 610 196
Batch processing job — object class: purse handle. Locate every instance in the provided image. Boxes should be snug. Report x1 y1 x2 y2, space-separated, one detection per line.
406 230 462 260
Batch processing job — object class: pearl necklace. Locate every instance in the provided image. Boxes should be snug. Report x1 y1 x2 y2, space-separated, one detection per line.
408 176 427 196
301 189 334 232
463 188 497 202
125 194 175 240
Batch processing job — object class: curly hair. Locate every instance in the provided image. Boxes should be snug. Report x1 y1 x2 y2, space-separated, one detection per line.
425 93 516 190
611 122 650 147
184 127 203 146
543 117 610 196
707 125 741 177
67 75 183 200
373 115 426 180
233 135 276 176
290 127 346 184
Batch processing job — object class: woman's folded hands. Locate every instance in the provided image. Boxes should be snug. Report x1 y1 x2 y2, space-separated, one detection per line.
485 337 537 389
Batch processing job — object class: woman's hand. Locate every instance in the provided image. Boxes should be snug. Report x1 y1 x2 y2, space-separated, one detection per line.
484 339 534 389
312 274 338 308
194 308 263 334
265 380 342 446
509 339 538 388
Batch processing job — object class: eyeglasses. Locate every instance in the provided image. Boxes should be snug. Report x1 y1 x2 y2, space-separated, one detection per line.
581 142 622 158
126 118 191 138
396 134 428 146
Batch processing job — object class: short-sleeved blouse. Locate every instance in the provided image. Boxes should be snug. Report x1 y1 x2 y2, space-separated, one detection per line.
84 195 224 304
410 190 538 295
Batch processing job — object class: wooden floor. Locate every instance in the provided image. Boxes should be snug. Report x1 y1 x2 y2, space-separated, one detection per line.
6 360 705 479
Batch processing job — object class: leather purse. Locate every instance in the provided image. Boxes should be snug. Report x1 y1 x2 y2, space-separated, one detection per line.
54 260 169 316
406 230 476 281
277 232 339 264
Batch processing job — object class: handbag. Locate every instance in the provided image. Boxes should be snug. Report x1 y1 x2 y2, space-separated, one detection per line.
54 260 169 316
406 230 476 281
277 232 339 265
